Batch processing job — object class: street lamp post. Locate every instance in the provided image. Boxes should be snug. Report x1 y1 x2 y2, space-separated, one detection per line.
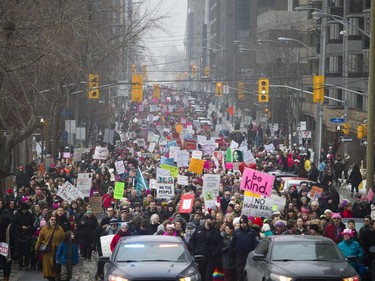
278 36 323 160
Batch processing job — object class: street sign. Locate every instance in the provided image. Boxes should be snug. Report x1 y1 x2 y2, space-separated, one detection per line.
360 139 368 146
297 121 306 131
330 117 345 123
302 131 312 139
223 85 229 94
302 138 311 145
339 136 353 143
336 125 342 132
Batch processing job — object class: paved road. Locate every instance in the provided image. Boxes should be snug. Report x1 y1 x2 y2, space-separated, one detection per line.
7 258 96 281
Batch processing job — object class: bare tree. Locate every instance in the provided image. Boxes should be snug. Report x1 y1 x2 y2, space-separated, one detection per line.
0 0 168 178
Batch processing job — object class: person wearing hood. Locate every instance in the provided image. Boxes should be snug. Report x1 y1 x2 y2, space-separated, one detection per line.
13 202 34 270
77 210 98 262
110 222 131 252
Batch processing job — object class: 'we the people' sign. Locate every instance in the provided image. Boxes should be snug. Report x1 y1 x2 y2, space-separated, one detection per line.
240 168 275 197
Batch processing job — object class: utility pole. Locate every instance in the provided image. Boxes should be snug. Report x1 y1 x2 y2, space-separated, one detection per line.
367 2 375 195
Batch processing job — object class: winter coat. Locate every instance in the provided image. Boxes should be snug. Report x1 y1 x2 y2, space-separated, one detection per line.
13 210 35 239
35 225 64 278
189 225 223 258
79 215 99 241
230 227 258 256
348 170 362 187
110 229 131 252
221 234 235 269
324 222 346 244
338 239 363 271
56 241 79 265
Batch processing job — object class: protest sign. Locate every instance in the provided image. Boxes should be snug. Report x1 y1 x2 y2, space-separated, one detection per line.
243 149 256 165
166 140 177 151
213 151 224 168
114 182 125 199
230 140 239 149
241 194 286 218
115 160 125 175
175 124 183 133
135 138 146 147
148 142 156 152
192 150 202 159
89 196 103 215
203 190 216 209
177 175 188 186
93 146 108 160
203 174 220 197
240 168 275 197
76 173 93 197
264 143 275 153
169 146 180 160
156 176 174 199
202 144 215 156
72 152 82 163
149 179 157 189
0 242 9 257
308 186 324 200
179 193 195 213
100 234 115 257
188 158 204 175
184 139 196 150
160 164 179 178
177 150 189 167
156 167 170 177
161 156 174 166
57 181 85 203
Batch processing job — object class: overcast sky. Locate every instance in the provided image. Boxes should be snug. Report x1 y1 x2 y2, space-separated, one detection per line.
144 0 187 52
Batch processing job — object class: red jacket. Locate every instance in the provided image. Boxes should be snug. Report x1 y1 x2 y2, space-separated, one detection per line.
324 222 345 244
110 230 131 252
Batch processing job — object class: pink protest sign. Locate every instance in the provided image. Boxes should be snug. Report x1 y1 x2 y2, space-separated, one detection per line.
240 168 275 197
203 160 210 170
225 162 233 170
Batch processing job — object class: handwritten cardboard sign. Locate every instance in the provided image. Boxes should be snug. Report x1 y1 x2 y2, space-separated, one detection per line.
114 182 125 199
240 168 275 197
57 181 85 203
160 164 179 178
188 158 204 175
241 194 286 218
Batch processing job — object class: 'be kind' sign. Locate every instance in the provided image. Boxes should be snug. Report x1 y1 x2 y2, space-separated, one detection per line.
240 168 275 197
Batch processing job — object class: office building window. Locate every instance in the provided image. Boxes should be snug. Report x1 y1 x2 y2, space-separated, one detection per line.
363 52 369 73
329 23 341 40
347 54 363 75
328 56 342 73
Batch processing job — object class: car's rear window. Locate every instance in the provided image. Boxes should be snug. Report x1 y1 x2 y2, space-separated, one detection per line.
116 242 189 262
271 241 343 262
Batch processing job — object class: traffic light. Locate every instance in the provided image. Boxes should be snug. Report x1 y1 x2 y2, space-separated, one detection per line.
238 81 245 101
153 84 160 99
265 108 271 119
192 64 197 77
131 74 143 102
357 125 365 139
88 74 99 99
342 123 349 135
313 76 325 103
131 64 136 73
357 124 367 139
204 66 210 76
258 78 269 102
216 82 223 96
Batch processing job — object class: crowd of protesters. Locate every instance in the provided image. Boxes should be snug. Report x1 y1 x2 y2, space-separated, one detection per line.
1 93 375 281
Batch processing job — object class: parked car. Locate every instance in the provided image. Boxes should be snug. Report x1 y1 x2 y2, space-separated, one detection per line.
277 176 317 194
99 235 201 281
244 235 360 281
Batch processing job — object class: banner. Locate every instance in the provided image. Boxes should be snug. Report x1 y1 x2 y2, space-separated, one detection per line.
156 167 171 177
308 186 324 200
243 149 256 165
161 156 174 166
57 181 85 203
240 168 275 197
156 176 175 199
93 146 108 160
76 173 93 197
169 146 180 160
114 182 125 199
